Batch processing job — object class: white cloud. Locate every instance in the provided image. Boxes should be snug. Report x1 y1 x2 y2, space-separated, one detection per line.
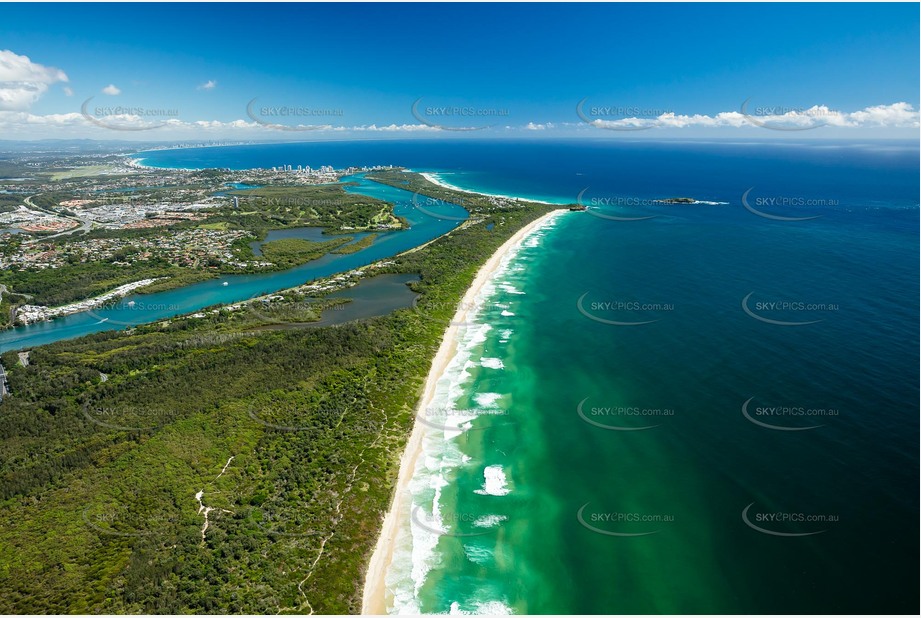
198 80 217 91
0 49 69 111
1 102 916 140
102 84 121 96
588 103 919 131
351 123 438 132
63 86 74 97
844 102 919 127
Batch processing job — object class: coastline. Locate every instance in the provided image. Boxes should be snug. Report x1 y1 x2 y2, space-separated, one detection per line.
360 207 567 615
133 150 566 210
417 171 563 206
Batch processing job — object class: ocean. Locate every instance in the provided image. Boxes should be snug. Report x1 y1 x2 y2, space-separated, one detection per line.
96 139 921 612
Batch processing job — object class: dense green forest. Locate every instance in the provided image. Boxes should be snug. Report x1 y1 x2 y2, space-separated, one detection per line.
0 173 561 613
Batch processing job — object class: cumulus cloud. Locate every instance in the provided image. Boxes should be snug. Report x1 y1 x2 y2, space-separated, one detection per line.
844 102 919 127
198 80 217 91
0 111 448 136
0 49 69 111
351 123 438 132
330 123 439 132
62 86 74 97
1 102 916 139
102 84 121 96
586 103 920 131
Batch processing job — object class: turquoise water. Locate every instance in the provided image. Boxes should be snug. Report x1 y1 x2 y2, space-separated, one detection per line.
0 174 466 353
386 178 917 613
22 140 920 612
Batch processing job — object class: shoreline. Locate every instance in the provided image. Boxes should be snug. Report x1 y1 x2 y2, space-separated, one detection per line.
360 207 567 615
132 151 567 209
13 278 165 326
417 171 563 206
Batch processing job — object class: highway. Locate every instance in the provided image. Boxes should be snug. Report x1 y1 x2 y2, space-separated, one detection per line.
21 195 91 242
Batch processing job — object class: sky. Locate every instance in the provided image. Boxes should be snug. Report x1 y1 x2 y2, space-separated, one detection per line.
0 2 918 141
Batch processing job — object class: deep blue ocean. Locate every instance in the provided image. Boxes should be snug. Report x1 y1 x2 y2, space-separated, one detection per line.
23 139 921 612
139 138 919 211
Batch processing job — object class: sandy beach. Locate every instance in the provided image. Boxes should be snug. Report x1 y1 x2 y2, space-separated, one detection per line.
361 208 566 615
418 171 562 206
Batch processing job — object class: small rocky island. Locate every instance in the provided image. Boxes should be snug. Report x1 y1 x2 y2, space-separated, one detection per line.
654 197 697 204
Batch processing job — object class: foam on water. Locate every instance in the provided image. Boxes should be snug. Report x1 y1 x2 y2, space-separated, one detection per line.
383 211 565 613
480 358 505 370
474 514 508 528
474 465 511 496
473 392 503 408
448 600 516 615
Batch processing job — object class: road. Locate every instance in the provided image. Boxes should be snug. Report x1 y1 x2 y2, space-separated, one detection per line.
0 362 9 400
21 195 91 243
40 217 92 240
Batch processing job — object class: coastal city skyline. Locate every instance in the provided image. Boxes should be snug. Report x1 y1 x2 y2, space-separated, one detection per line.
1 3 919 140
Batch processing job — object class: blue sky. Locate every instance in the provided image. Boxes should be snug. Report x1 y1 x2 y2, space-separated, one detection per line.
0 3 918 140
